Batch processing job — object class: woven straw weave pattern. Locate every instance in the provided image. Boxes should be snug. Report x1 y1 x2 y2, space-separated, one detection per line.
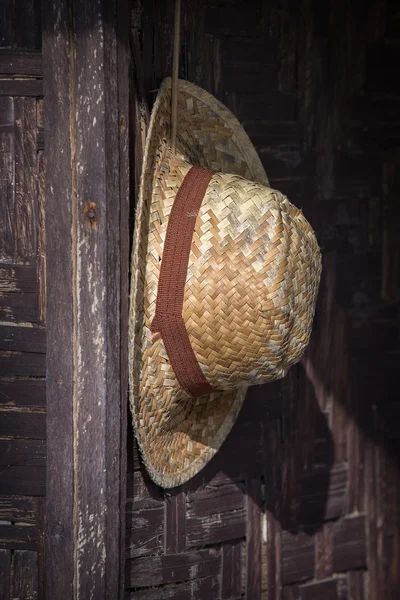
129 79 321 487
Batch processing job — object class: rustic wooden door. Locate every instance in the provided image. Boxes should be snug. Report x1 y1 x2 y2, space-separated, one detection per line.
0 2 46 597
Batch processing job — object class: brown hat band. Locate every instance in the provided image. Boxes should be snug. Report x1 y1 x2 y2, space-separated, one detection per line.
151 166 220 397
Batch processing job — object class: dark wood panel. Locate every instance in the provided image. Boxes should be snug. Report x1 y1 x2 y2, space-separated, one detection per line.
44 0 130 597
0 325 46 353
0 264 38 293
126 548 220 588
0 439 46 496
0 549 11 599
0 51 42 75
14 96 38 262
127 575 220 600
0 79 43 96
13 550 38 599
0 495 38 523
165 488 186 553
221 540 242 599
0 102 14 263
0 410 46 439
333 516 367 572
0 292 38 323
299 576 348 600
42 0 75 593
0 465 45 496
246 477 262 600
0 523 38 550
0 378 45 407
126 506 164 559
281 530 315 585
186 504 246 548
0 350 45 377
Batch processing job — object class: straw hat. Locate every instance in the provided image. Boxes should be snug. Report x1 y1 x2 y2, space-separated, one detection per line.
129 78 321 488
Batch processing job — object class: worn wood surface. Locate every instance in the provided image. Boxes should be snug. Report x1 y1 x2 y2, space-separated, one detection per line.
43 0 130 597
0 5 46 598
127 0 400 599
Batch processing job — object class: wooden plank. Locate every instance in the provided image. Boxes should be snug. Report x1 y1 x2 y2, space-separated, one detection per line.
0 524 38 550
0 264 38 293
332 515 367 572
42 0 75 595
281 530 315 585
37 150 46 324
246 477 262 600
44 0 129 597
165 488 186 554
221 540 241 599
0 292 38 323
0 79 43 96
126 506 164 559
0 0 12 48
0 495 38 523
126 575 220 600
14 96 37 262
0 409 45 439
348 571 365 600
0 378 45 407
186 502 246 548
315 523 333 580
298 464 348 523
186 482 246 547
0 439 46 496
126 548 220 588
0 325 46 353
299 576 348 600
0 549 11 599
0 98 14 262
0 350 45 376
13 550 38 599
0 50 42 75
0 465 45 496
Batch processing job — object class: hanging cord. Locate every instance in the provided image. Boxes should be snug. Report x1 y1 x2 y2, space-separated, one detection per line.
171 0 182 155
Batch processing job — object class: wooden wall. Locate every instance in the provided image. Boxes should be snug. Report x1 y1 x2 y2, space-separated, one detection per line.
126 1 400 599
0 1 45 597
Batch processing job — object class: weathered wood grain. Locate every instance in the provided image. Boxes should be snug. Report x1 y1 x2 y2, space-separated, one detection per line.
0 495 38 523
0 79 43 96
126 574 220 600
126 548 220 588
0 99 14 263
332 515 367 572
299 576 348 600
247 477 262 600
126 506 164 559
13 550 38 599
221 540 241 599
0 350 45 377
14 96 37 263
0 325 46 353
281 530 315 585
44 0 129 596
165 488 186 554
0 439 45 495
0 378 45 407
0 523 38 550
0 409 45 439
0 549 11 598
0 50 42 75
0 292 38 323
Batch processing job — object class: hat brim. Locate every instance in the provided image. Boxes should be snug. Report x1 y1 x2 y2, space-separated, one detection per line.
129 78 269 488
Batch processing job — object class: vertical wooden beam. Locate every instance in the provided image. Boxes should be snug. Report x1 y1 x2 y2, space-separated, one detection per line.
43 0 129 597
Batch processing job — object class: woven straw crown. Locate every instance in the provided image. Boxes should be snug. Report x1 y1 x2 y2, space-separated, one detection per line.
129 78 322 488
